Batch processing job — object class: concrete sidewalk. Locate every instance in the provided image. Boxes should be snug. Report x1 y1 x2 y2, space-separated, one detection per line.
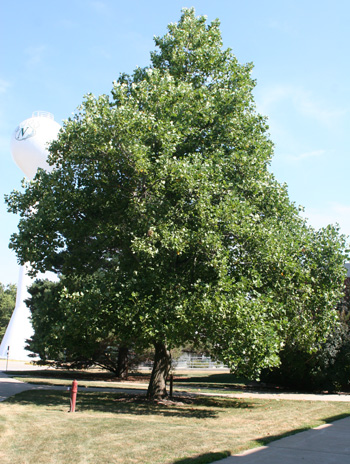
0 371 36 401
0 359 55 401
220 417 350 463
0 370 149 400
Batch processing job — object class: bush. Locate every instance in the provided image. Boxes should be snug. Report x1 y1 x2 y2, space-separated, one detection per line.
261 321 350 392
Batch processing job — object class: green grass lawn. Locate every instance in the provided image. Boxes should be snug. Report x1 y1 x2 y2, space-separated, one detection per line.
1 386 350 464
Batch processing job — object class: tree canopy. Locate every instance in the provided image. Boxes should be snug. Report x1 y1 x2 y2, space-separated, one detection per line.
0 283 16 342
26 277 134 376
7 9 348 398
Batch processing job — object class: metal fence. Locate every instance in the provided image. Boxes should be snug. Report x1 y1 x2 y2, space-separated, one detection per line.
139 355 227 369
173 356 227 369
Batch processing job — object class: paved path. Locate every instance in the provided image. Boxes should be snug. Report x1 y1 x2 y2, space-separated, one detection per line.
0 371 149 400
190 389 350 402
220 418 350 463
0 371 36 401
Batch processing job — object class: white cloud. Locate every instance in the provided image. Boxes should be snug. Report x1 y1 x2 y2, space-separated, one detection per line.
91 46 111 60
59 18 76 29
298 94 346 128
0 109 14 152
89 1 108 12
257 85 346 128
25 45 47 67
0 134 10 154
0 79 11 94
286 149 326 162
267 19 298 36
302 202 350 238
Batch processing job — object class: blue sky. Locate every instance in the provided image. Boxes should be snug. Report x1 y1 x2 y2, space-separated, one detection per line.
1 0 349 285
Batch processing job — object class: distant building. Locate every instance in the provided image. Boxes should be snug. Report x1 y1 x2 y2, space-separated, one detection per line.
345 263 350 278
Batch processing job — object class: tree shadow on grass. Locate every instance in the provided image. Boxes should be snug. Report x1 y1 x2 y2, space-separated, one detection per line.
8 369 153 383
177 373 246 385
175 374 282 394
7 370 120 381
172 450 231 463
6 389 257 418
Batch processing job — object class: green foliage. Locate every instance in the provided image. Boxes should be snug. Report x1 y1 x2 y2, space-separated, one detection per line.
260 322 350 392
0 283 16 342
261 279 350 392
26 277 147 375
6 8 348 381
26 278 101 367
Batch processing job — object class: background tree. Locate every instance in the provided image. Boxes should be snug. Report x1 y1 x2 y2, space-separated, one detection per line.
7 9 348 398
26 276 146 378
0 283 16 342
261 258 350 392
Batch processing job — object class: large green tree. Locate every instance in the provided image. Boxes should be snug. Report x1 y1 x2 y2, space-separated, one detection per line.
7 9 347 398
0 283 16 342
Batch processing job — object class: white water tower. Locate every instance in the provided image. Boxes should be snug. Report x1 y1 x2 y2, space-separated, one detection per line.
0 111 61 361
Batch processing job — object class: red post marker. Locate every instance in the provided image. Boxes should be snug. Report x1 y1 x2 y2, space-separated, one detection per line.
69 380 78 412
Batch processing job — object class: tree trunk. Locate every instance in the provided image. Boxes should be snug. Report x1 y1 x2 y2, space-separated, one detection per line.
116 345 129 379
147 342 171 399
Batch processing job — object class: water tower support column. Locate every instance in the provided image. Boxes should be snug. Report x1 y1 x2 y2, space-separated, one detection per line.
0 111 61 361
